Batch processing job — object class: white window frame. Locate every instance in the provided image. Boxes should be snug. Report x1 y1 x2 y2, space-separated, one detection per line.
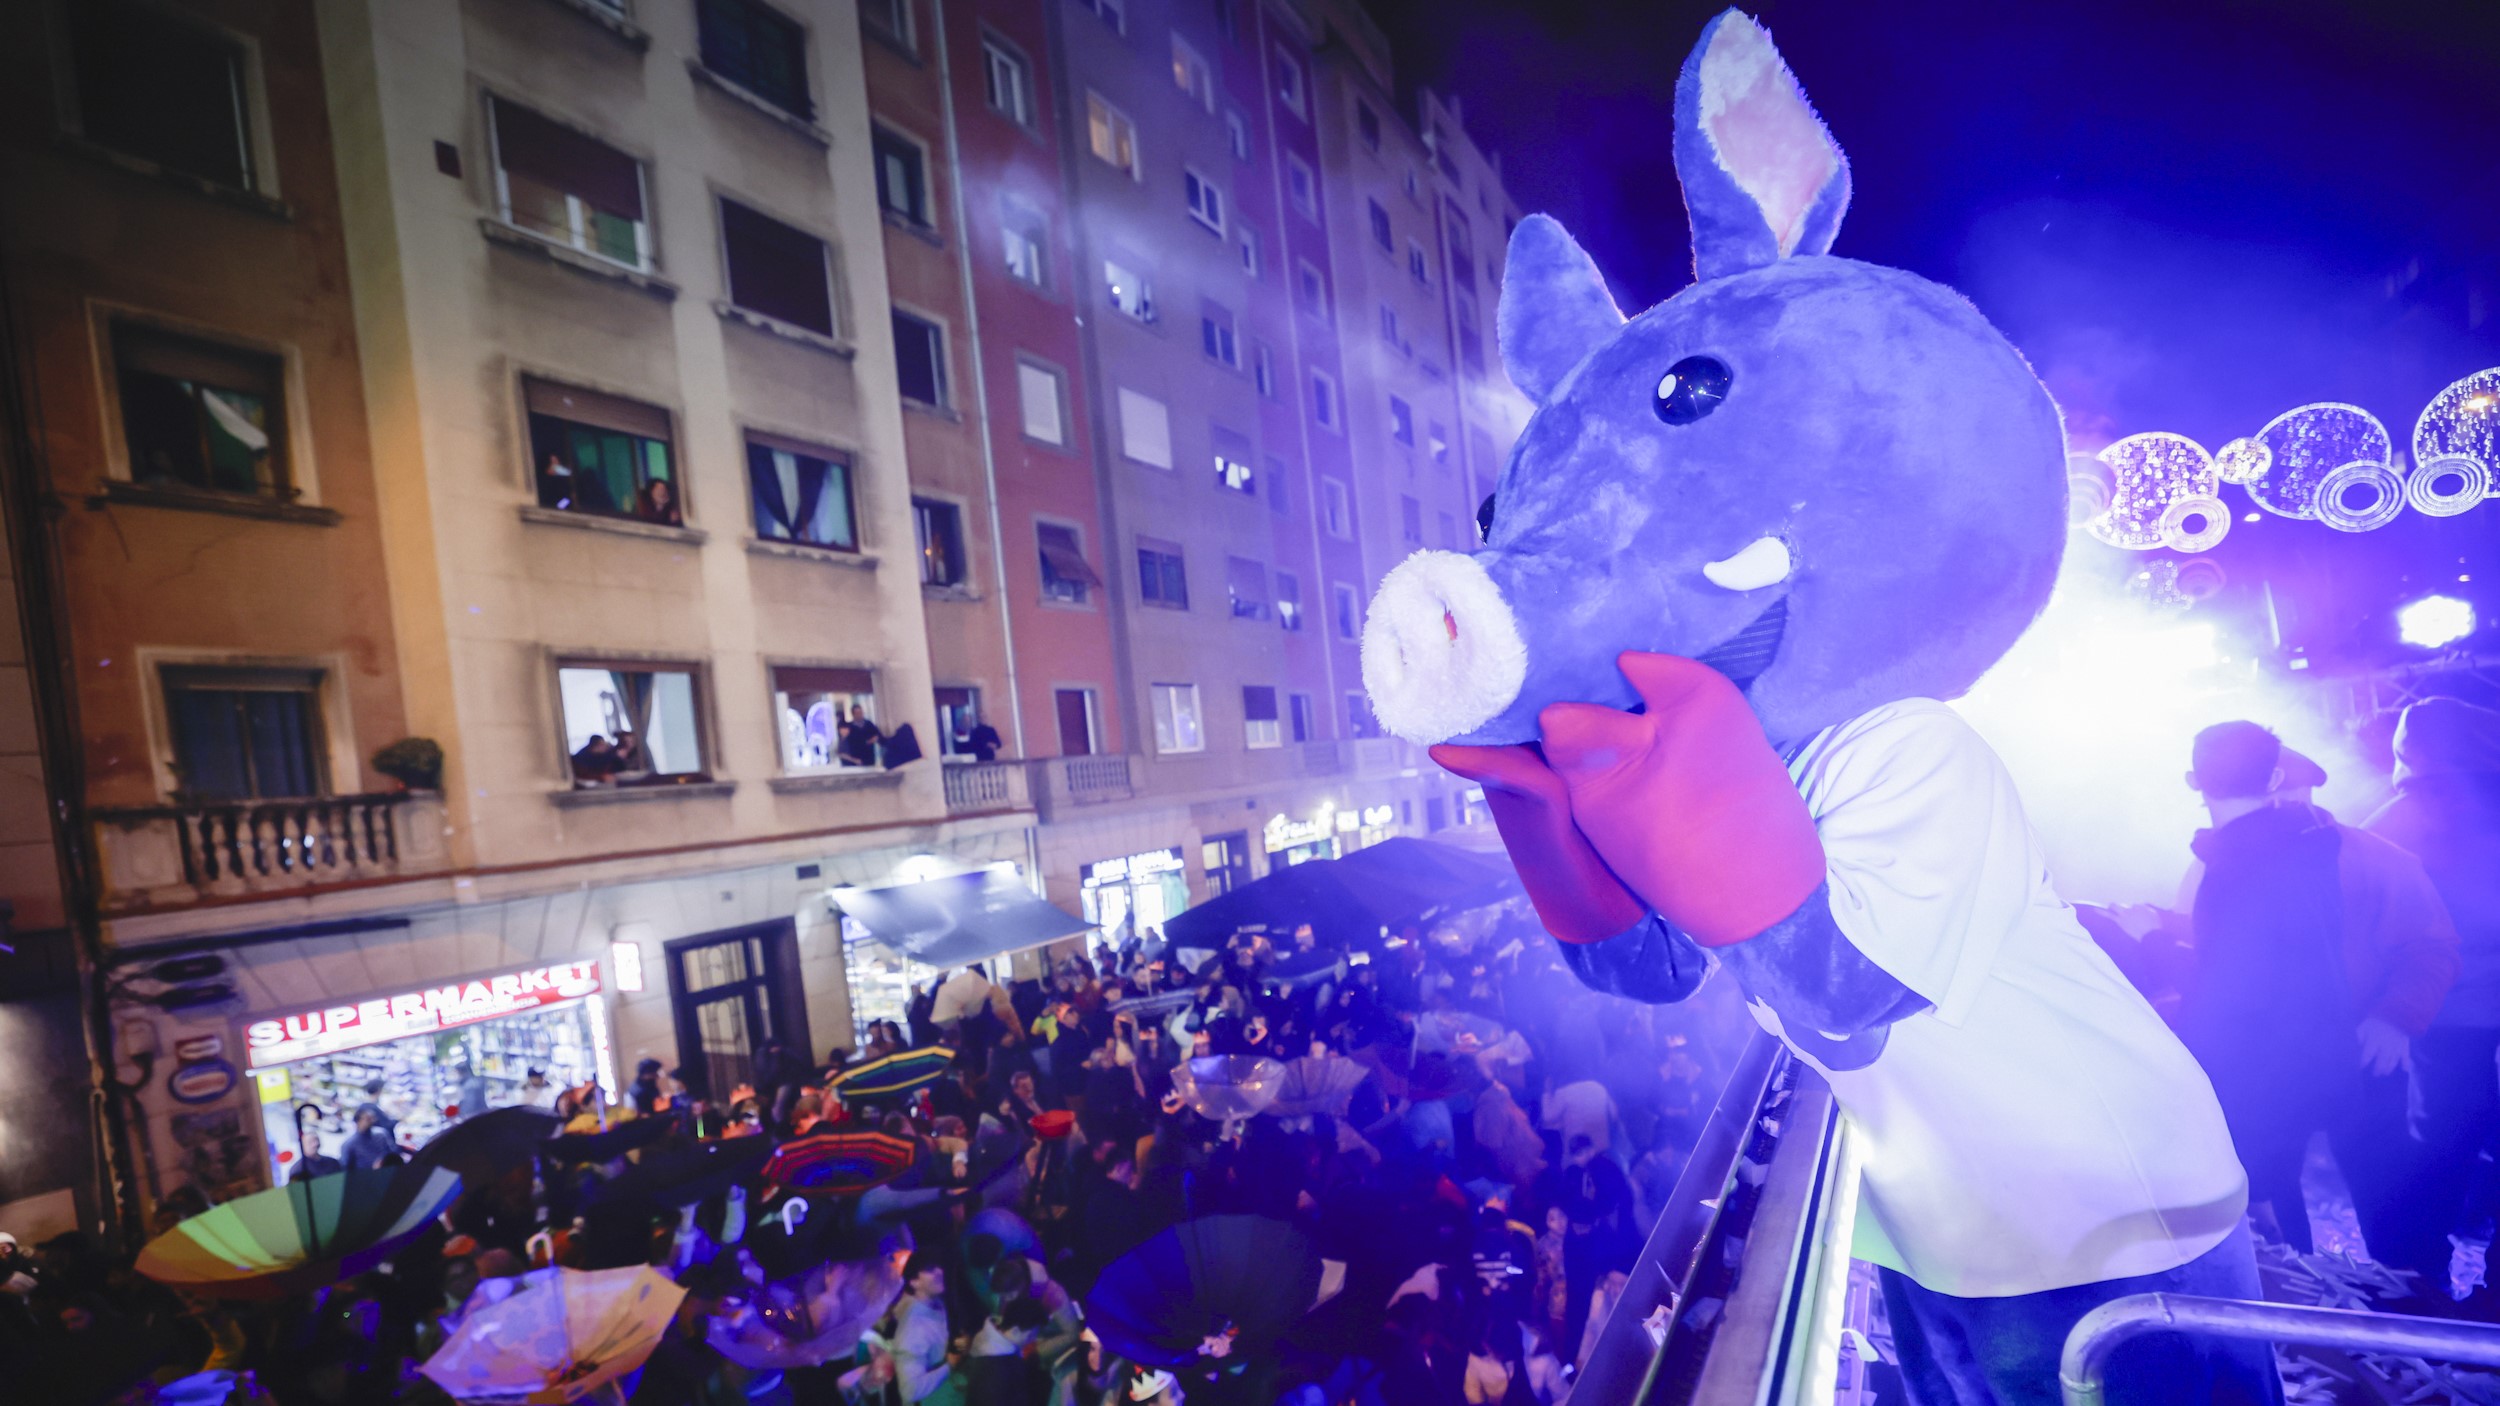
1253 341 1276 398
1332 582 1360 640
1225 107 1251 161
1322 476 1351 537
1296 259 1327 319
1389 394 1415 445
1171 34 1216 113
1103 257 1155 322
1002 203 1047 288
1310 368 1341 432
1243 686 1282 749
1286 153 1317 220
1200 304 1240 369
1274 47 1305 118
1086 90 1141 178
487 97 653 273
1183 167 1227 236
1150 683 1205 755
1117 387 1172 468
1237 225 1260 278
1081 0 1126 37
981 35 1034 126
1017 355 1069 446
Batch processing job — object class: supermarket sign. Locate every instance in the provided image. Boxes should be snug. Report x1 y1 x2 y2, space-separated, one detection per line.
243 961 602 1068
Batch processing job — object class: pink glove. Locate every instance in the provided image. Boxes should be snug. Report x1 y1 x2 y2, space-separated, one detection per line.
1429 743 1647 944
1537 652 1827 948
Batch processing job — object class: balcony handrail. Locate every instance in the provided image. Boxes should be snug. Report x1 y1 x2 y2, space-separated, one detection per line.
90 788 419 820
94 790 419 896
2060 1295 2500 1406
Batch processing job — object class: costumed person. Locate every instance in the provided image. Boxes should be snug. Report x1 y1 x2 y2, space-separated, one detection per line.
1359 12 2275 1403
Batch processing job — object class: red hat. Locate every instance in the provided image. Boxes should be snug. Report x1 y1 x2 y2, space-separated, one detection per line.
1029 1110 1076 1140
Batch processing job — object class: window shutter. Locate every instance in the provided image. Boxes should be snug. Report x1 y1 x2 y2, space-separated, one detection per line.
493 98 644 219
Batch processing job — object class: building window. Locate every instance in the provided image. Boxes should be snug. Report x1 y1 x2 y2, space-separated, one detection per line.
747 434 856 550
1137 538 1189 609
1429 421 1451 467
1003 202 1048 288
1455 291 1485 374
1286 154 1317 219
1253 342 1276 398
891 309 948 407
1379 303 1403 354
1243 685 1282 748
935 686 985 758
558 663 710 784
1037 522 1100 604
1150 683 1204 754
1322 476 1351 537
982 36 1033 124
1117 387 1172 468
1438 509 1460 549
1274 48 1305 117
1408 239 1433 285
1356 100 1382 152
1275 571 1303 630
1103 258 1156 322
720 198 835 338
1333 583 1359 641
861 0 914 47
1184 169 1227 235
111 323 288 499
914 497 966 586
1171 35 1215 112
1087 92 1140 177
1265 455 1290 514
490 97 648 269
1225 108 1252 161
1200 301 1240 369
1390 395 1415 445
1226 556 1269 620
1401 493 1423 545
698 0 813 119
1296 260 1328 319
1446 201 1477 289
1289 692 1315 742
1347 691 1380 739
1077 0 1125 37
1213 427 1254 492
1310 369 1341 431
1054 687 1099 755
1238 225 1261 278
1368 199 1393 252
526 378 679 524
872 125 931 227
161 665 324 801
67 0 256 191
1017 357 1068 445
770 665 880 770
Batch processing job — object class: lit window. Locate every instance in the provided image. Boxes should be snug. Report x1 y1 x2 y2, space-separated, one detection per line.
1213 428 1255 493
1151 683 1205 754
747 434 856 551
1087 92 1140 177
915 497 966 585
1171 35 1215 112
1103 258 1156 322
491 97 649 269
982 37 1033 124
112 323 288 499
1243 685 1282 748
1274 48 1305 117
770 665 879 771
525 377 679 524
1017 358 1067 445
720 198 835 338
1118 387 1172 467
559 663 711 783
1003 202 1047 287
1184 169 1226 235
1347 691 1380 739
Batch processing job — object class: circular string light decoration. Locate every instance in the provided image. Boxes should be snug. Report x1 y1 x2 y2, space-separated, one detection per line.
2157 495 2231 552
2213 437 2272 485
2313 459 2408 532
2406 455 2493 517
2087 433 2220 550
2411 367 2500 481
2065 452 2115 526
2250 403 2392 519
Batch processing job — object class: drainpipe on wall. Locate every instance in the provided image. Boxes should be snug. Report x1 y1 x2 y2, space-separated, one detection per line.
928 0 1029 762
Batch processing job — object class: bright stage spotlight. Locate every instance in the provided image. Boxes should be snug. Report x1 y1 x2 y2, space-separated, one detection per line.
2396 595 2476 649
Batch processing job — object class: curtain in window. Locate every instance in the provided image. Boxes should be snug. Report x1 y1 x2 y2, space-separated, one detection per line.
608 670 657 758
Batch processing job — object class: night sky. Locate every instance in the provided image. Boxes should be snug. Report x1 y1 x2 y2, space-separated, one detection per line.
1369 0 2500 683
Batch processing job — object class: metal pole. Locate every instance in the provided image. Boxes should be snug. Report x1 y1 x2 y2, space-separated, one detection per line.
2060 1293 2500 1406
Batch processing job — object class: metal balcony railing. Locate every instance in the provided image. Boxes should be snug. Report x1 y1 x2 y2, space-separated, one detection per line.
92 791 449 908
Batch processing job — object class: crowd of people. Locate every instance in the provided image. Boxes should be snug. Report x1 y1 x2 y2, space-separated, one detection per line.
0 896 1755 1406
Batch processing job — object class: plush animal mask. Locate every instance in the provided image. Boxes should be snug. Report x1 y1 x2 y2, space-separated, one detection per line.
1363 10 2067 749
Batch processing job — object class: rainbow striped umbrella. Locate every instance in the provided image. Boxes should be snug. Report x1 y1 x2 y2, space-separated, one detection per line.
760 1129 919 1195
826 1045 956 1100
136 1164 463 1300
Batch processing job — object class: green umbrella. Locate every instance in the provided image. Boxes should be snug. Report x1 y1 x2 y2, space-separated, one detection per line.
135 1164 462 1300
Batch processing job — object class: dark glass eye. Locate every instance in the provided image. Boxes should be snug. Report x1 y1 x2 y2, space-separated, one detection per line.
1653 355 1732 425
1476 493 1496 543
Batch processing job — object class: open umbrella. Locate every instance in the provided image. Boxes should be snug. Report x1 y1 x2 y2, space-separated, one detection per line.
1083 1216 1324 1369
965 1206 1041 1261
1412 1011 1505 1057
413 1105 566 1185
1263 1055 1370 1119
543 1111 677 1166
422 1265 685 1403
584 1135 773 1209
136 1164 463 1300
760 1129 918 1195
707 1258 903 1370
1170 1056 1285 1125
827 1046 956 1100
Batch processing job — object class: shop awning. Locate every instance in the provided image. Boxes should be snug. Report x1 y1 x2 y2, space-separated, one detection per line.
830 870 1092 970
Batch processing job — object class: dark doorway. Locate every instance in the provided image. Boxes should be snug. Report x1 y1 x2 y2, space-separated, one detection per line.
1202 831 1251 896
664 919 807 1101
1054 688 1095 756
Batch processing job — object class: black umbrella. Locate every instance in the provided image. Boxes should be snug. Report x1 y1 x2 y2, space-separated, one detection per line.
1160 861 1442 951
545 1111 680 1165
1327 838 1516 910
585 1136 774 1209
409 1106 565 1185
1083 1215 1324 1369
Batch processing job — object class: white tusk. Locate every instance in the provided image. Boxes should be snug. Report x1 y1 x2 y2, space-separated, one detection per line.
1702 536 1792 591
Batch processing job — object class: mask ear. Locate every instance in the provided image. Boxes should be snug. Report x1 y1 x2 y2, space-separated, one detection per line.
1674 10 1850 281
1497 214 1626 404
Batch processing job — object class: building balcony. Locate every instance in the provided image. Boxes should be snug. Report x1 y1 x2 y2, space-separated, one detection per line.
91 791 450 911
941 760 1031 815
1026 754 1135 822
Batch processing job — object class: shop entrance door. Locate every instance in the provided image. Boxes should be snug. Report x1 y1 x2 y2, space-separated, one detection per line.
665 920 805 1101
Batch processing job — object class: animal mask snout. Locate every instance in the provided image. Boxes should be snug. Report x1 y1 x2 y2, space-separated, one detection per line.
1361 551 1528 745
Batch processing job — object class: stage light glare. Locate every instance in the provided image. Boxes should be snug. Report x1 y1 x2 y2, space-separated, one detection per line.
2397 595 2476 649
2242 512 2262 522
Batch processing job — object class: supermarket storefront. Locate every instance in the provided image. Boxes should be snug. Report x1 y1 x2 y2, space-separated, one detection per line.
241 960 616 1180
